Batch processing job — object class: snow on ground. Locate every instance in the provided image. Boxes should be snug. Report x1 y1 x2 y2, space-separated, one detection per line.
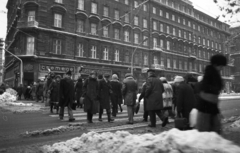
42 128 240 153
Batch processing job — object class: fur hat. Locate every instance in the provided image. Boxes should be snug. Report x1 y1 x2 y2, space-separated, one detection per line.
174 76 184 83
66 70 72 76
125 73 133 78
210 54 227 66
112 74 118 80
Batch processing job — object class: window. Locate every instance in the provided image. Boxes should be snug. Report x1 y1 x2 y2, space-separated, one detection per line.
167 58 171 68
215 42 218 49
212 41 214 48
114 28 120 39
103 6 109 17
77 20 84 33
179 29 181 37
173 59 177 69
143 36 148 46
103 26 109 37
173 28 176 36
143 4 147 11
134 33 139 44
134 16 139 26
183 19 186 25
153 56 158 64
114 10 120 20
91 2 97 14
178 17 181 23
219 44 222 50
160 23 163 32
203 38 205 46
207 40 210 47
26 37 35 55
55 0 62 3
188 21 191 27
199 64 202 72
134 1 138 8
114 50 119 61
91 23 97 35
153 21 157 30
184 31 187 39
159 9 163 16
167 41 170 50
153 7 156 14
172 15 175 21
143 19 147 28
124 13 129 23
134 53 139 64
54 13 62 28
160 39 164 48
198 25 200 32
77 43 84 57
203 51 206 59
166 12 169 19
198 50 201 58
194 63 197 71
78 0 84 10
144 54 148 65
103 47 109 60
161 57 164 66
28 11 35 22
189 62 192 71
153 38 157 48
167 26 170 34
53 39 61 54
189 33 192 41
124 30 130 42
184 61 188 70
91 45 97 59
125 51 129 62
179 61 182 69
198 37 201 44
193 23 195 30
125 0 129 5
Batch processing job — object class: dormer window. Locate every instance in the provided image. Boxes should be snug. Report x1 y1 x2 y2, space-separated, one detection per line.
28 11 35 22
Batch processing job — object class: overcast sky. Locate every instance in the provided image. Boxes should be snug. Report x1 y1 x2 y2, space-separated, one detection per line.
0 0 239 39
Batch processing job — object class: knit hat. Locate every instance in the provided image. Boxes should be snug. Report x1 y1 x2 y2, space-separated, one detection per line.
125 73 133 78
174 76 184 83
112 74 118 80
197 76 203 82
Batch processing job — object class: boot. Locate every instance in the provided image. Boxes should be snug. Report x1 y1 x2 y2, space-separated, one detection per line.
98 113 103 122
107 113 114 123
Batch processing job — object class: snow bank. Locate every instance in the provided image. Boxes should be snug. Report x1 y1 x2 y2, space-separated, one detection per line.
230 119 240 128
42 129 240 153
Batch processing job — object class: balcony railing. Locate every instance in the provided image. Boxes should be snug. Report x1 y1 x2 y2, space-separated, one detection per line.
18 21 39 28
27 21 39 27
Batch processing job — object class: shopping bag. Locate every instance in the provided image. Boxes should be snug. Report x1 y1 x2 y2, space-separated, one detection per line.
134 102 140 114
189 108 198 128
174 118 188 130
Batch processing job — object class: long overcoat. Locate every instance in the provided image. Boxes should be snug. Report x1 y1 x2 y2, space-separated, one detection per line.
75 79 83 101
98 79 112 109
59 78 74 107
83 77 99 114
36 82 44 96
176 82 196 119
110 80 122 105
49 80 60 103
122 77 138 106
144 74 164 111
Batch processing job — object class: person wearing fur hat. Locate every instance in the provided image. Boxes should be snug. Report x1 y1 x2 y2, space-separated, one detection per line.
196 54 227 134
122 73 138 124
59 70 75 122
110 74 122 117
48 75 61 114
98 73 114 122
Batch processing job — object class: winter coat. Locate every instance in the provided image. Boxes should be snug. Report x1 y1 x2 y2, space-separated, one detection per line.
176 82 196 119
17 86 23 95
139 82 147 111
75 79 83 101
36 82 44 96
82 77 99 114
49 80 60 103
122 77 138 106
110 80 122 105
144 74 164 111
98 79 112 109
59 77 75 107
30 86 36 97
197 65 223 115
162 83 173 109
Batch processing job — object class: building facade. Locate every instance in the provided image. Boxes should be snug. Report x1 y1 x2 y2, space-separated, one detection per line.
5 0 232 89
0 38 4 83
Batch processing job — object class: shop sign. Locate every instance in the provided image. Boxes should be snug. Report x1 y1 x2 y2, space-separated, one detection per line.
40 64 74 72
81 67 112 75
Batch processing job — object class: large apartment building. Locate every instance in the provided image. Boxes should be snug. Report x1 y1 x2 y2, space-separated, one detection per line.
5 0 233 90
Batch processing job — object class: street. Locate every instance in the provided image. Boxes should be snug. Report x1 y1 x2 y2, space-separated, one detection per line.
0 97 240 150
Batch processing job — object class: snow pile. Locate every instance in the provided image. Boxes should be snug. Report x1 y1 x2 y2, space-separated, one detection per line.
42 129 240 153
229 119 240 128
6 102 33 106
0 88 17 103
222 116 240 124
5 88 17 96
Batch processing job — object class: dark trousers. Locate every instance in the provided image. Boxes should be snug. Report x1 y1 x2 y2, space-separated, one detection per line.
149 110 166 126
87 110 93 121
76 100 83 108
99 105 112 121
59 103 74 119
143 100 149 121
111 95 118 116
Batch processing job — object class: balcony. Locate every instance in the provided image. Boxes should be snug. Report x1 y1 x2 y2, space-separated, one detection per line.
151 64 165 70
188 53 197 60
17 21 39 28
27 21 39 27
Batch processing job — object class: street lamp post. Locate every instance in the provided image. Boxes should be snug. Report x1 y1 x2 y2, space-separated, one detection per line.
4 49 23 85
131 37 148 74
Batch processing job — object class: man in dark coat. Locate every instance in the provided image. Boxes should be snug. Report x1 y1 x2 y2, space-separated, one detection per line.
59 70 75 122
75 77 83 108
98 73 114 122
145 69 168 127
82 71 99 123
49 75 61 114
110 74 122 117
122 73 138 124
17 84 23 100
175 76 196 129
138 82 149 122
